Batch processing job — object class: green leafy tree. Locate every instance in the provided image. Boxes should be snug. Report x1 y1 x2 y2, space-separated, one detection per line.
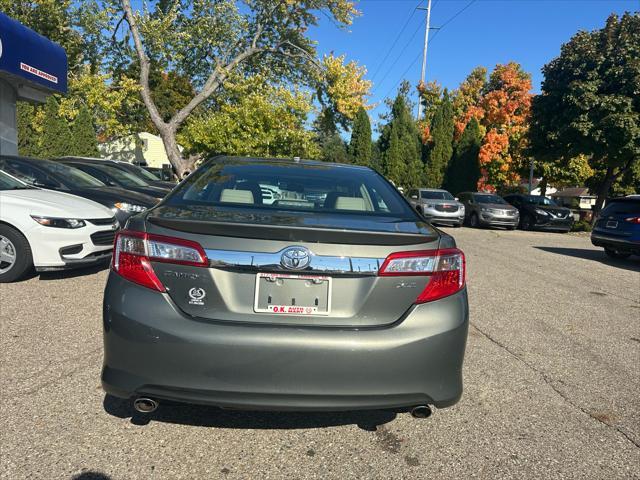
178 76 319 159
320 133 350 163
529 13 640 213
115 0 360 177
444 117 482 195
425 90 454 188
379 89 423 188
17 103 42 157
70 105 100 157
40 97 72 157
348 107 372 166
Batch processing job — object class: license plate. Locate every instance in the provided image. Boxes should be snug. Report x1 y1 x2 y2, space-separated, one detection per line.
254 273 331 315
606 220 618 229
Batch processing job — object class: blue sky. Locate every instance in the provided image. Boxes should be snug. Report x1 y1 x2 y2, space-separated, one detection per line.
310 0 639 123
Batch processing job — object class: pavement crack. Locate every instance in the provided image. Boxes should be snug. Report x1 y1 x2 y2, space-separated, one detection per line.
470 322 640 449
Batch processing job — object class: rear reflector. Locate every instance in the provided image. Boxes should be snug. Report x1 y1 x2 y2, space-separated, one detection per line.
112 230 208 291
379 248 465 303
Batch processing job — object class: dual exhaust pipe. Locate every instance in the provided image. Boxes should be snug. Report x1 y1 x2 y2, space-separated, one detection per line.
132 397 431 419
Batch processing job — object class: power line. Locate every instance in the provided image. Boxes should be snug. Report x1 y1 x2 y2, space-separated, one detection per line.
369 1 422 83
373 19 424 91
378 0 479 101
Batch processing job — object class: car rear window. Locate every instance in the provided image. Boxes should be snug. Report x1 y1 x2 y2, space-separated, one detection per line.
601 200 640 216
166 160 415 219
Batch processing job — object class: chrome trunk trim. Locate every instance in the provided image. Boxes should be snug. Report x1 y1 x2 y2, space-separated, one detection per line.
205 248 385 275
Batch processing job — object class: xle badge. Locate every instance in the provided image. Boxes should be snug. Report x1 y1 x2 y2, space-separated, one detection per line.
188 287 206 305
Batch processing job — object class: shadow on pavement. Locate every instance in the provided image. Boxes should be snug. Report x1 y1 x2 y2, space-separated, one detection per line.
534 246 640 273
103 395 397 431
71 472 112 480
38 261 110 281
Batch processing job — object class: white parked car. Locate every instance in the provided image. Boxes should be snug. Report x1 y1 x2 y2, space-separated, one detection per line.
0 171 118 282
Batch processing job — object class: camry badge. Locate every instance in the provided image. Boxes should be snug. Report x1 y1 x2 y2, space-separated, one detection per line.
281 246 312 270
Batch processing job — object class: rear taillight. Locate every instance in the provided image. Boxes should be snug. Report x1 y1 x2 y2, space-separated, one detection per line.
378 248 466 303
625 217 640 224
112 230 208 291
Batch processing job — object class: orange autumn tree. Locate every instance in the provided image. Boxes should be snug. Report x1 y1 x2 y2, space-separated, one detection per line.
452 66 487 140
477 62 533 191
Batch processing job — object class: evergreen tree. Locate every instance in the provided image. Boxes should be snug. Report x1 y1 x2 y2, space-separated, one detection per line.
348 107 372 166
17 102 41 157
321 133 350 163
443 118 482 194
70 105 100 157
425 90 454 188
40 97 72 157
379 91 423 188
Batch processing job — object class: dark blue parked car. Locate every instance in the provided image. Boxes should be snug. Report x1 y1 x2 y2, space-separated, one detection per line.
591 197 640 259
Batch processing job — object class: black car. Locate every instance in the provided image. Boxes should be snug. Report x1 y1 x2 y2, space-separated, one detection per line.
144 165 175 182
59 159 171 200
57 157 176 189
0 156 157 225
503 194 574 232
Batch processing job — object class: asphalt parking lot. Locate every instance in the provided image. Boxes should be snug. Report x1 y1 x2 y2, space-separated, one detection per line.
1 227 639 479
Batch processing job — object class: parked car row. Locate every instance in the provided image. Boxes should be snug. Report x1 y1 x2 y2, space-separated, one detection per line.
0 155 177 282
407 188 574 232
406 187 639 259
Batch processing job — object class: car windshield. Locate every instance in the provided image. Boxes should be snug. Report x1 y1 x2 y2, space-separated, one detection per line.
126 164 161 181
97 165 149 187
523 195 557 206
0 171 32 190
474 194 507 204
41 161 105 187
420 190 454 200
166 160 415 219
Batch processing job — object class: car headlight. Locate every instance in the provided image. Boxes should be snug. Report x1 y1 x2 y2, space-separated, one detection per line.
423 203 435 208
31 216 86 229
481 207 490 213
535 208 549 216
114 202 147 213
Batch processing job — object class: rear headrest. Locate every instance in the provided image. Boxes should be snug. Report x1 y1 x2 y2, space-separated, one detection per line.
335 196 366 211
220 189 254 204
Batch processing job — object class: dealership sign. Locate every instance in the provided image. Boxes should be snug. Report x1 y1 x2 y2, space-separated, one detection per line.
0 12 67 93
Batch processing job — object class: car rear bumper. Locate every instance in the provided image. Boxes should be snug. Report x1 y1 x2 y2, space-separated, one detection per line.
591 232 640 253
102 272 469 411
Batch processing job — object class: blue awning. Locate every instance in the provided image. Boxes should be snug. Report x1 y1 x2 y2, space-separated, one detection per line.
0 12 67 93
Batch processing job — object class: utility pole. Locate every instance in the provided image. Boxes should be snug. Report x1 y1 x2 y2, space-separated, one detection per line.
416 0 433 121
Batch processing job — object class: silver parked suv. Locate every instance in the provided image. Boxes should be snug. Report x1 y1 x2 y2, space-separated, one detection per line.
102 157 469 417
458 192 519 229
407 188 465 227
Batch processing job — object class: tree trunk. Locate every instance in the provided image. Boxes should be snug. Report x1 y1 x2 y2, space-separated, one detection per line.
157 125 194 179
593 166 615 222
539 178 548 197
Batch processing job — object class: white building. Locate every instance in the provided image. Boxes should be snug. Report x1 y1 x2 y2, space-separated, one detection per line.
99 132 180 168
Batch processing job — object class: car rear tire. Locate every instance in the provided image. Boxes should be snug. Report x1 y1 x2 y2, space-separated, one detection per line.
0 225 33 283
604 247 631 259
469 213 480 228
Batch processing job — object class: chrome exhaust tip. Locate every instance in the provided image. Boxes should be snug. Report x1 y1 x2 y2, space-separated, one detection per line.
133 397 159 413
410 405 432 419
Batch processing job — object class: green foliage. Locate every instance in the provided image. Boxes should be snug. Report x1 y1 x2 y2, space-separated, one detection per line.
529 13 640 209
320 133 350 163
444 118 482 195
17 103 41 157
571 220 593 233
379 91 423 188
40 97 73 157
348 107 372 166
178 76 319 159
70 105 100 157
425 90 454 188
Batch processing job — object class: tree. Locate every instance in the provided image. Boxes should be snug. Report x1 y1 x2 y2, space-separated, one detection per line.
70 105 100 157
40 97 73 157
116 0 359 177
320 133 350 163
348 107 372 166
452 66 487 139
529 13 640 214
444 118 482 195
17 103 42 157
178 76 319 160
379 89 423 188
425 90 454 188
477 62 533 191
